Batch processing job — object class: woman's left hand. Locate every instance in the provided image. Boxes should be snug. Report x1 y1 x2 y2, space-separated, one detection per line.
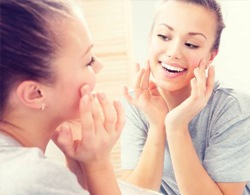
52 85 125 168
165 60 215 130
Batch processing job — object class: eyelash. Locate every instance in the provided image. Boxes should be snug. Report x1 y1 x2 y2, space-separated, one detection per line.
185 43 199 49
157 34 199 49
87 57 95 66
157 34 169 41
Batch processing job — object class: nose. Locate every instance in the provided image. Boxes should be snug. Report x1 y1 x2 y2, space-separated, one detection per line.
93 58 103 74
166 40 182 60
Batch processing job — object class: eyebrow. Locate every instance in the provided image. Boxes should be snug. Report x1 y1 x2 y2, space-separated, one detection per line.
158 23 207 40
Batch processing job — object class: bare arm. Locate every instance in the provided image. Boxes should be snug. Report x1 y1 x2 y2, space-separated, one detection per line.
165 62 246 195
122 63 168 191
122 125 166 191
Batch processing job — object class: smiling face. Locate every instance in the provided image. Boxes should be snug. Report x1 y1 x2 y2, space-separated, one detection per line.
45 15 103 121
149 1 218 93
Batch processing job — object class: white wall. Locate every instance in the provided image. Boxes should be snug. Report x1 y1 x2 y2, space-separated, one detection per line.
131 0 250 93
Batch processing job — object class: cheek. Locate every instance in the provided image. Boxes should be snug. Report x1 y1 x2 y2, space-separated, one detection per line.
187 52 204 69
78 71 97 93
189 58 201 69
149 38 162 57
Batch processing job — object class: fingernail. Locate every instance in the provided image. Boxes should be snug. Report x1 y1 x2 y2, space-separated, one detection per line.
83 95 89 104
81 85 90 96
60 125 69 135
116 99 121 106
98 92 105 100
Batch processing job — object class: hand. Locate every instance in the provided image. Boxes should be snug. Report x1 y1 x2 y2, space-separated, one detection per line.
52 85 125 170
165 60 215 130
124 62 168 128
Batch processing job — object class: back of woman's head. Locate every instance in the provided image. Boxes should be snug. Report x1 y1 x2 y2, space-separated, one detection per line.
0 0 73 118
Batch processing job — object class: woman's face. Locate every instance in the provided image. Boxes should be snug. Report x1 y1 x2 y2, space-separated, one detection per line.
47 15 102 120
149 1 218 92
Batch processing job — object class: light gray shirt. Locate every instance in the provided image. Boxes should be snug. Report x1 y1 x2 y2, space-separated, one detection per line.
121 81 250 195
0 134 88 195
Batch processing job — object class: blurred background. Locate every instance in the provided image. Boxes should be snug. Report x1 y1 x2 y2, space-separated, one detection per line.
46 0 250 178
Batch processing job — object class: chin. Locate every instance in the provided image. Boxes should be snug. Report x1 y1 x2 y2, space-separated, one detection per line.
155 79 186 92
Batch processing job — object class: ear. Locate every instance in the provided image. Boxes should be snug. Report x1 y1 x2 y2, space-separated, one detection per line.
208 49 218 64
16 81 45 110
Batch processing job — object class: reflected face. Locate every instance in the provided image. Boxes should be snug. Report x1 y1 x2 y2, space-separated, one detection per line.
48 16 102 120
149 1 217 92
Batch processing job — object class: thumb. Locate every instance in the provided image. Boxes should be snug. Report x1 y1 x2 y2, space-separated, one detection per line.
149 80 160 96
52 124 75 156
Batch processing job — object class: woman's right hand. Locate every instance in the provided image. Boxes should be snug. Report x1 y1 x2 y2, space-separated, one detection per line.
52 85 125 171
124 63 168 128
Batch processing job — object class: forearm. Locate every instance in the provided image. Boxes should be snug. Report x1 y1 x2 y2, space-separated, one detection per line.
81 159 121 195
66 157 88 189
167 128 223 195
123 126 166 191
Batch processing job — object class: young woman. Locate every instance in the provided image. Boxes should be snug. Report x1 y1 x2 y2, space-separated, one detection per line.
0 0 125 194
121 0 250 194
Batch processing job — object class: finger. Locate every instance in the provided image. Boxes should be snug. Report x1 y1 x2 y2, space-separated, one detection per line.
140 64 150 90
194 66 206 94
96 92 116 133
205 65 215 100
148 80 160 96
80 84 91 97
134 66 145 89
52 124 74 156
80 85 95 101
135 63 140 73
123 85 134 104
113 99 126 136
79 95 95 133
199 59 208 70
190 76 197 90
90 96 103 133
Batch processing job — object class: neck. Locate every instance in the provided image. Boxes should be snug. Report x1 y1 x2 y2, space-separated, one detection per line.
0 115 59 153
159 84 191 110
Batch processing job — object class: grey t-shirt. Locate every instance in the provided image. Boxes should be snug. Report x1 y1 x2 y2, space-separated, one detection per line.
0 134 89 195
121 81 250 195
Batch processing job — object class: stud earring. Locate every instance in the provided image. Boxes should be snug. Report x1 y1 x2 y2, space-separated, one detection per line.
40 103 45 111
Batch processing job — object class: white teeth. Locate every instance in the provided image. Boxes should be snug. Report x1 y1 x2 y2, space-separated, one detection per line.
161 63 185 72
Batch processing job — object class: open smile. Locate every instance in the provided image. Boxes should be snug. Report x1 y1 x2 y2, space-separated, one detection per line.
160 62 187 73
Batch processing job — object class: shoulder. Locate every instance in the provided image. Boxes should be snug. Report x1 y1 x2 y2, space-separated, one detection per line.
209 81 250 116
203 81 250 134
0 143 86 194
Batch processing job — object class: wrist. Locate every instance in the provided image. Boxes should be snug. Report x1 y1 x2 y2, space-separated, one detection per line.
149 123 165 130
80 158 113 173
165 114 189 132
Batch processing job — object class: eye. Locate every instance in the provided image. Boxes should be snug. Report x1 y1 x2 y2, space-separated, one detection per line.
185 43 199 49
157 34 170 41
86 57 95 66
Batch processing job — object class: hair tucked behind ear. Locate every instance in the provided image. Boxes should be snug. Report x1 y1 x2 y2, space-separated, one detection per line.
151 0 225 51
0 0 74 119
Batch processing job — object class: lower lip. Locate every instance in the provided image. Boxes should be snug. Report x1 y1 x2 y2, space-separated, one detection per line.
161 66 186 78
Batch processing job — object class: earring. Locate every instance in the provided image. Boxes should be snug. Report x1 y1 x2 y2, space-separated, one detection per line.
40 103 45 111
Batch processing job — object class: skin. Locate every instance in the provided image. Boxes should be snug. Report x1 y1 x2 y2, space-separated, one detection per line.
122 1 246 195
0 12 125 195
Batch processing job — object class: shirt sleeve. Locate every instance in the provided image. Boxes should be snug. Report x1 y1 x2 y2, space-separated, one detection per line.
120 96 149 170
204 90 250 182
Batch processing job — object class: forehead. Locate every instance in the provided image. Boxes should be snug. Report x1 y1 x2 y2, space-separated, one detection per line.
155 1 217 37
49 14 93 72
62 18 91 49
